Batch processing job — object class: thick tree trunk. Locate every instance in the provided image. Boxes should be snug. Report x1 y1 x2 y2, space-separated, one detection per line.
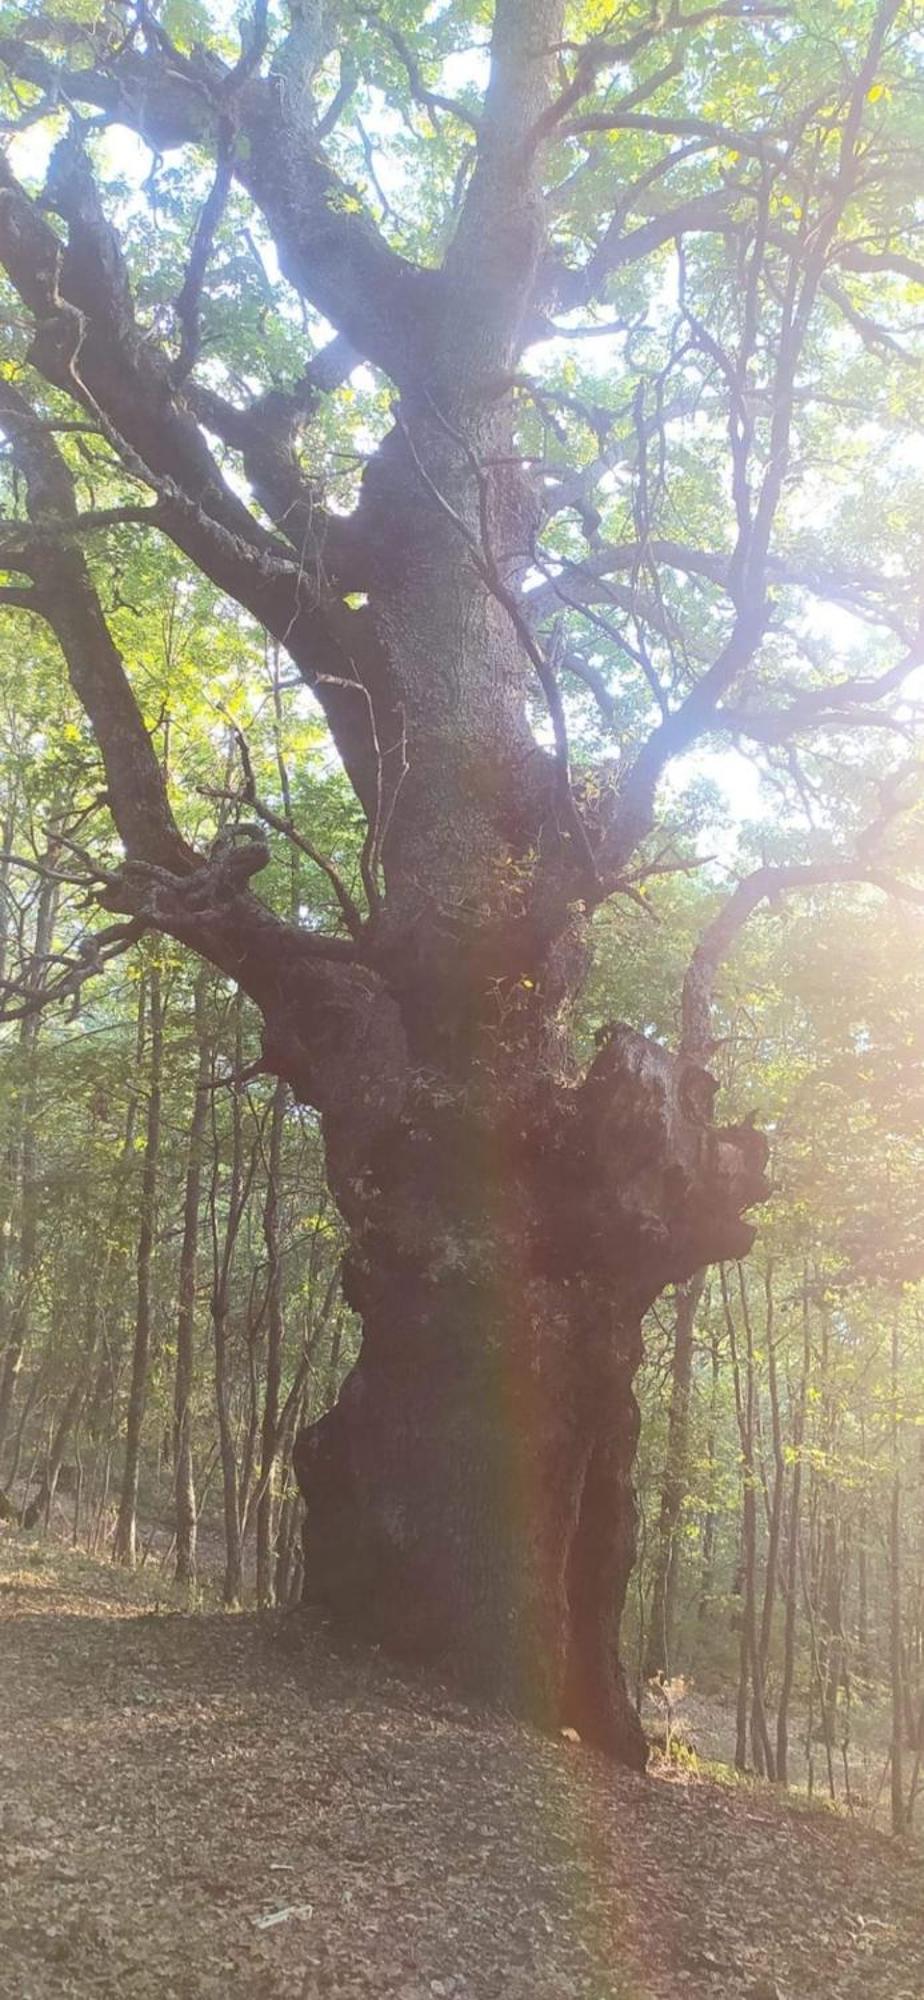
298 1254 646 1761
280 405 766 1763
295 1029 767 1764
0 150 767 1753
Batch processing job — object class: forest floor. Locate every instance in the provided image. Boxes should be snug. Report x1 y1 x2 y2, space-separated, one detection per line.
2 1531 923 2000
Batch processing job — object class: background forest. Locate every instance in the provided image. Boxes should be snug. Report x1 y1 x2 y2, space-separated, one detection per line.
3 613 924 1835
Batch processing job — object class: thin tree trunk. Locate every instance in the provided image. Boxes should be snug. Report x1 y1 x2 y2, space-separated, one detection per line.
0 796 15 991
799 1529 838 1802
759 1266 785 1681
4 1366 42 1496
174 971 211 1586
23 1257 105 1528
274 1373 308 1612
0 796 17 1443
819 1509 844 1751
24 1372 86 1528
645 1271 705 1678
210 993 247 1606
0 863 58 1454
254 648 299 1610
82 1036 146 1517
776 1271 809 1786
856 1414 871 1688
256 1079 287 1609
91 1449 112 1556
72 1442 83 1547
699 1321 722 1621
725 1265 774 1776
890 1312 906 1836
740 1268 774 1779
113 963 164 1565
325 1314 345 1409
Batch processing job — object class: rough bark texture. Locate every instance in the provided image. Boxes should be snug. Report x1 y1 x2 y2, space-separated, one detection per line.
277 390 766 1760
294 1024 766 1765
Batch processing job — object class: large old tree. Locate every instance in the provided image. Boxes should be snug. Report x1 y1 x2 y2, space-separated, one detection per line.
0 0 922 1764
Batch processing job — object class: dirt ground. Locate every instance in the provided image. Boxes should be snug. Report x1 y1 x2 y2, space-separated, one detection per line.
2 1531 923 2000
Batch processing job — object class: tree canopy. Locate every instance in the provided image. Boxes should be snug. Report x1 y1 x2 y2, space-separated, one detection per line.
0 0 921 971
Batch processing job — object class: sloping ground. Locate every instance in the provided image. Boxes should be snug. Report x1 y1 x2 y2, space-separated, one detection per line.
1 1533 922 2000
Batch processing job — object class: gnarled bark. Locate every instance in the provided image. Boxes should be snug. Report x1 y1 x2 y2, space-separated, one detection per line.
294 1027 767 1764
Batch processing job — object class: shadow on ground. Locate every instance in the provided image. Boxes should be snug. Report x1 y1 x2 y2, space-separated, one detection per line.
1 1533 922 2000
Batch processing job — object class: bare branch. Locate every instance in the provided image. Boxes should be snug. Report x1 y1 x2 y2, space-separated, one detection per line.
716 628 924 742
681 860 924 1061
356 5 481 132
315 53 359 141
224 0 270 90
552 189 741 313
559 647 620 733
0 152 392 814
0 376 196 876
0 918 146 1025
186 334 363 565
0 31 438 380
172 148 234 384
528 17 668 148
227 730 366 940
558 110 784 159
532 3 786 153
